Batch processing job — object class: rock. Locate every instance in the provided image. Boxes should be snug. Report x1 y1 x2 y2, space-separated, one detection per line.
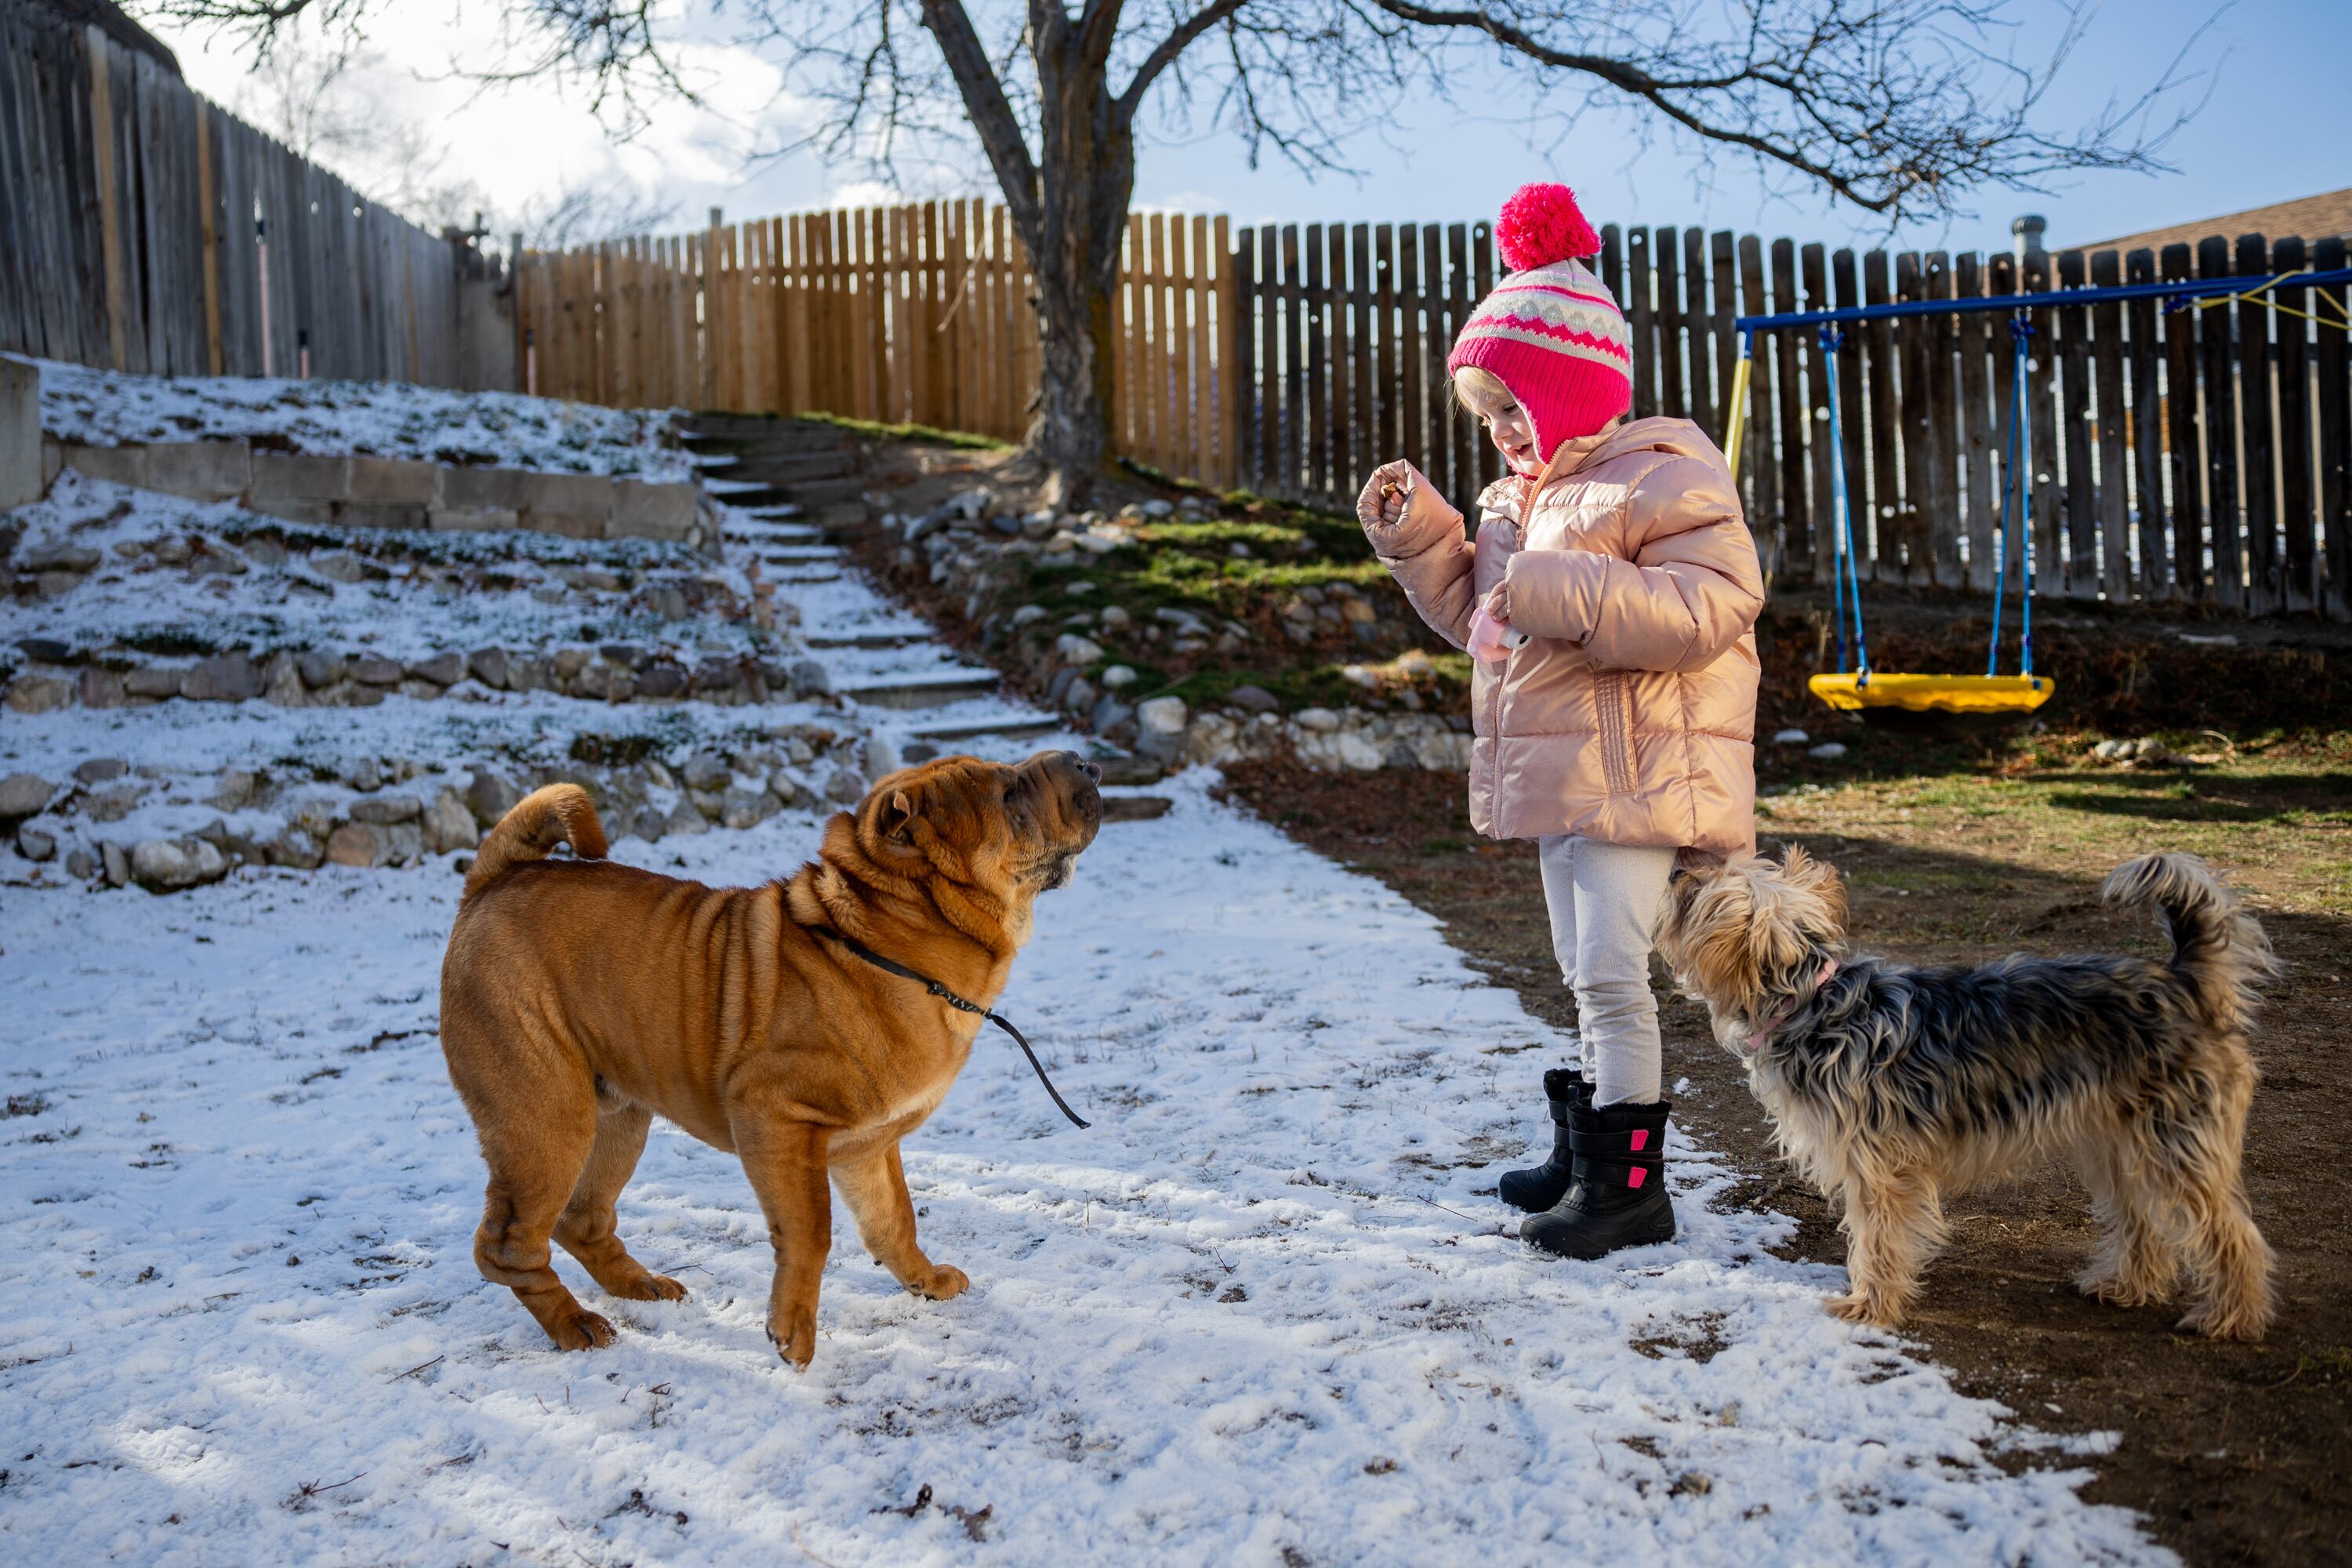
74 759 128 786
209 769 256 811
681 754 731 791
1294 706 1341 733
66 848 96 880
423 789 480 854
383 822 425 866
2132 736 2173 763
84 782 141 822
902 742 939 764
130 837 229 891
1225 684 1281 715
312 550 369 584
409 652 466 687
348 794 423 825
181 652 263 702
635 664 688 699
1771 728 1809 746
351 655 403 687
466 647 510 689
455 772 513 831
1063 579 1096 597
1138 695 1188 735
15 637 73 663
720 786 777 830
666 800 711 837
1010 604 1048 629
123 667 182 699
824 767 866 806
1139 499 1174 519
264 653 306 708
17 825 56 862
1064 677 1098 716
101 840 130 887
628 805 669 844
1047 668 1078 705
326 822 385 868
297 651 347 688
1092 695 1135 735
988 513 1023 536
268 824 325 870
1098 604 1132 632
553 647 593 680
20 544 100 573
0 773 56 820
863 734 902 779
787 658 831 698
77 668 125 709
5 675 73 713
1055 633 1105 667
1153 606 1209 637
1806 742 1849 760
1100 665 1138 691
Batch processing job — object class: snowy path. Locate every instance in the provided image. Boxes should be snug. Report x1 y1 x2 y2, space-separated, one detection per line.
0 500 2164 1563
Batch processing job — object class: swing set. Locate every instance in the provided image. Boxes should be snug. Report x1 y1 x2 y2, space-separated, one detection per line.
1719 262 2352 725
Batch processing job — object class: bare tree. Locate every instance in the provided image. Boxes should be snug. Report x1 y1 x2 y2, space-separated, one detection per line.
147 0 2208 503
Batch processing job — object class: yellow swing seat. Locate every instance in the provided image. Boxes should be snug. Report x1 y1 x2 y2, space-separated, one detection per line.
1808 672 2053 716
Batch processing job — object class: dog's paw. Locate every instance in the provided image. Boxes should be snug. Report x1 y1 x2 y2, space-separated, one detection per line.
2176 1301 2271 1342
2074 1268 2160 1308
629 1272 689 1303
549 1306 617 1351
1826 1291 1903 1329
768 1307 818 1370
912 1264 969 1301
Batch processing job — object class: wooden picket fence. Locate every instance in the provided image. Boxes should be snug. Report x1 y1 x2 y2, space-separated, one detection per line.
516 202 1246 487
521 198 2350 619
0 9 471 385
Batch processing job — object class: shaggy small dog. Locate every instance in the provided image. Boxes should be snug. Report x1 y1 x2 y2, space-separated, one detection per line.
1657 848 2276 1339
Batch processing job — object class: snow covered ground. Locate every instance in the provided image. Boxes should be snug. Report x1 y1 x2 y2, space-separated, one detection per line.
0 366 2168 1565
35 358 691 481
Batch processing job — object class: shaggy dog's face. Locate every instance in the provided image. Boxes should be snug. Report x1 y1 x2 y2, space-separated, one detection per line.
1657 848 1848 1041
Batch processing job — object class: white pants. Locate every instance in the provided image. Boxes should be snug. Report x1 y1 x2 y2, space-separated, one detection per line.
1537 834 1677 1107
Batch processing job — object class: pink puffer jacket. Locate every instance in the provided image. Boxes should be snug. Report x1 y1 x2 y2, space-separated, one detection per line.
1361 417 1762 857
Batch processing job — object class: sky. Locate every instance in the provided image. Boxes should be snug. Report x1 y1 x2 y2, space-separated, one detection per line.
141 0 2350 258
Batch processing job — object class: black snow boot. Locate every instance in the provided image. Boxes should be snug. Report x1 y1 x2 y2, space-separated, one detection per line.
1497 1069 1591 1213
1521 1098 1677 1259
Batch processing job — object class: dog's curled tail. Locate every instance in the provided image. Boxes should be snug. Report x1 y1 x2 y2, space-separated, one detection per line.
463 784 608 899
2103 851 2276 1033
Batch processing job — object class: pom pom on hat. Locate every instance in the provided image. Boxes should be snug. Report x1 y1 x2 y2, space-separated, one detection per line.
1495 183 1601 272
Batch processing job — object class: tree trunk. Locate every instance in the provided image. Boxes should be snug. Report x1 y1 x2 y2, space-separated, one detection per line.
1025 252 1120 510
1014 27 1135 511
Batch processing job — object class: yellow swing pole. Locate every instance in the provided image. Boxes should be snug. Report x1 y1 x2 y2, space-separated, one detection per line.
1722 331 1755 473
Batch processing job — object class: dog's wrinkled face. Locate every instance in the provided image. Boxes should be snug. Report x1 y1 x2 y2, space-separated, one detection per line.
1657 848 1848 1032
855 750 1102 907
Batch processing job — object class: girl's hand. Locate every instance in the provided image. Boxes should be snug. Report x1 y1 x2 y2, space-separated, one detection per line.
1483 583 1512 625
1358 461 1416 527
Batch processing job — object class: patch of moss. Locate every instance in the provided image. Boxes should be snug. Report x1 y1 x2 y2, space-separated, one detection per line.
797 411 1011 452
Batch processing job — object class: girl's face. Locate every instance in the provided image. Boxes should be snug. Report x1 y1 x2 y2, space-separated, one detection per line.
1462 381 1540 476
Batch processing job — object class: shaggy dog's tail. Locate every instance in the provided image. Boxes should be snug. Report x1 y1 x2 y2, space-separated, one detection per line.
464 784 608 899
2103 851 2276 1034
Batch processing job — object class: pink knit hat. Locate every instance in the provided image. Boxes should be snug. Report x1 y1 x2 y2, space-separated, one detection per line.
1446 183 1633 463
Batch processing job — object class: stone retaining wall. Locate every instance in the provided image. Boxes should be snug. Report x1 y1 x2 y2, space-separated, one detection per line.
39 436 718 552
4 641 831 714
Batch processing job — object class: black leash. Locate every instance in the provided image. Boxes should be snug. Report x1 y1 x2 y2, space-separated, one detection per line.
813 927 1091 1129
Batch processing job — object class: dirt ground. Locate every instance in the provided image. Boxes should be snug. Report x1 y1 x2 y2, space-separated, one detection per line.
1220 742 2352 1568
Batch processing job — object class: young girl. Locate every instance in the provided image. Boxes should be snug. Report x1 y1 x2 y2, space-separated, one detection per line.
1358 183 1762 1260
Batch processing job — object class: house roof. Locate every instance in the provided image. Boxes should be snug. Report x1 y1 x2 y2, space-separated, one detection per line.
13 0 181 77
2077 188 2352 256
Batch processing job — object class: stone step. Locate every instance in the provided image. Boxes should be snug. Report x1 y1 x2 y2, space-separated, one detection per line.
681 418 855 452
769 568 844 585
778 476 869 511
841 672 1003 710
760 545 844 564
700 482 797 510
725 450 857 485
804 629 929 649
906 713 1064 743
734 521 821 543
